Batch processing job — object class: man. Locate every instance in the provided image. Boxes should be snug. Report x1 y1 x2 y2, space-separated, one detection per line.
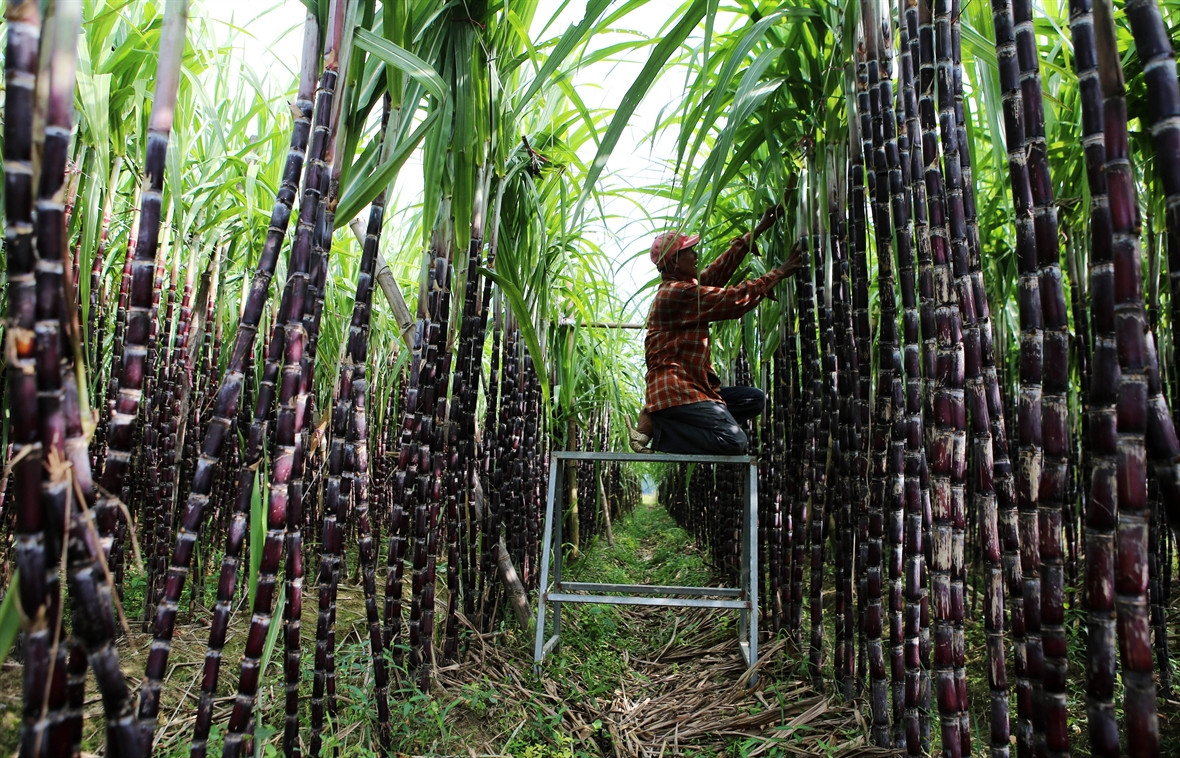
631 206 803 455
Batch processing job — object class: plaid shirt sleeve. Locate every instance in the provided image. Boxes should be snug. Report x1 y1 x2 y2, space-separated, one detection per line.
698 235 750 287
643 263 788 412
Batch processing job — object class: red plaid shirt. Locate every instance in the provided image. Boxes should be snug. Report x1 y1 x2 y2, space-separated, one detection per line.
644 237 788 412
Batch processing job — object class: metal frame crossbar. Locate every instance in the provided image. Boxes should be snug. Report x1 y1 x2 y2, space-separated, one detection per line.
533 450 758 682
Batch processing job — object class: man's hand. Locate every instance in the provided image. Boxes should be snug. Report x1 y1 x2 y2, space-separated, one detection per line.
777 238 806 278
753 203 784 238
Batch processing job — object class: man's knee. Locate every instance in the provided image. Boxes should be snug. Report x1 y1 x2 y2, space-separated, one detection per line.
714 424 748 455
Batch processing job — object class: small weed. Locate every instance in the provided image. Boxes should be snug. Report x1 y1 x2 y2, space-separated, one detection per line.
516 733 576 758
459 677 501 715
505 705 573 756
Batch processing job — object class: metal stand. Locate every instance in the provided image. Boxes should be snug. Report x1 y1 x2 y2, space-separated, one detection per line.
533 451 759 683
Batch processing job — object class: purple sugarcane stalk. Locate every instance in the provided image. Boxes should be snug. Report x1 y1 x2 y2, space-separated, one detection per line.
1067 0 1119 751
310 98 390 755
188 19 320 755
445 161 492 657
785 305 806 644
142 254 181 628
767 335 788 634
913 6 940 746
805 164 843 701
979 8 1029 758
3 2 55 754
407 243 454 688
350 182 394 749
1008 1 1073 752
125 0 214 740
918 0 969 752
878 8 915 745
1124 12 1180 468
1093 1 1161 754
35 2 144 755
949 2 1018 753
191 296 287 758
852 50 874 699
221 4 346 754
827 137 862 710
1125 0 1180 526
799 228 823 690
845 88 871 671
93 0 185 649
310 329 349 752
476 315 504 631
897 5 934 751
938 0 1011 752
860 0 902 740
987 0 1043 753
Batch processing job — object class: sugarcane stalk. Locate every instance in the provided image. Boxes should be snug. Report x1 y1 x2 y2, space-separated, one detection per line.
936 0 1014 754
131 0 265 739
824 130 861 710
851 45 873 700
92 0 187 692
1064 0 1119 752
1118 0 1180 429
4 2 52 752
345 156 394 751
476 315 505 630
443 164 490 661
786 294 808 644
859 1 903 740
1125 0 1180 531
1093 3 1161 754
916 0 969 753
310 319 351 753
221 4 347 754
986 0 1043 752
880 9 917 746
799 224 823 689
33 2 145 754
897 5 934 751
191 292 287 758
1005 3 1074 753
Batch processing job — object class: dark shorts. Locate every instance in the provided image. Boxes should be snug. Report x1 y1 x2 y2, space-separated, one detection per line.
650 386 765 455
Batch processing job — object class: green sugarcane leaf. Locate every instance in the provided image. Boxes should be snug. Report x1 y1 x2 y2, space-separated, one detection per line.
261 584 286 676
354 27 447 103
479 266 550 409
577 0 710 213
248 469 264 609
516 0 612 108
255 581 287 737
679 9 794 185
0 570 21 664
337 111 437 226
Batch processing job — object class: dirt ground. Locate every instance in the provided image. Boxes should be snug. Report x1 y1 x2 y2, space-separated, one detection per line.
0 581 895 757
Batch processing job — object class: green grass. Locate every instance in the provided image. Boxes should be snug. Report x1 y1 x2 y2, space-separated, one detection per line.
563 492 714 589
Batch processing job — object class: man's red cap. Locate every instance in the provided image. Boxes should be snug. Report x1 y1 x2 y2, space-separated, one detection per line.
650 230 700 268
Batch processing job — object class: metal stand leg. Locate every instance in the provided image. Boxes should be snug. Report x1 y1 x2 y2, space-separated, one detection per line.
740 460 759 685
533 457 562 674
552 463 565 641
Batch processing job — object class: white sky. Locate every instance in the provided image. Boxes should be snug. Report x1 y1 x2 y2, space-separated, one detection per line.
196 0 704 316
